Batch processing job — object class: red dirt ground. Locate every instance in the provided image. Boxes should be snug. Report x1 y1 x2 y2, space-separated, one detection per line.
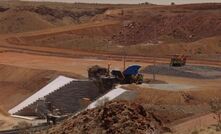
0 1 220 132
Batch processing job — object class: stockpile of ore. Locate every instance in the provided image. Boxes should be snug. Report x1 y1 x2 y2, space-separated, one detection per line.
47 101 166 134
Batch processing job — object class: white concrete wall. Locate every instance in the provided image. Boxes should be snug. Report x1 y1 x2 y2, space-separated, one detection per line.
87 86 127 109
9 76 76 115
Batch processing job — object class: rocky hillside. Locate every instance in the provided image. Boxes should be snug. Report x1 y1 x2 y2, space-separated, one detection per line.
0 1 220 58
107 3 221 45
0 1 115 33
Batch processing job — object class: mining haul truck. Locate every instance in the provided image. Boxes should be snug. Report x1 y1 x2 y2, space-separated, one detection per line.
88 65 143 84
170 55 189 67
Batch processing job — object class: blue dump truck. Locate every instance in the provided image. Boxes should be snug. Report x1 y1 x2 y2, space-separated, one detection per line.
88 65 143 84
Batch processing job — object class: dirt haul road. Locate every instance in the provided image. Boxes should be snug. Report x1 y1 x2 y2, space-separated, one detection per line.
0 51 221 131
0 45 221 67
1 52 221 93
0 19 220 67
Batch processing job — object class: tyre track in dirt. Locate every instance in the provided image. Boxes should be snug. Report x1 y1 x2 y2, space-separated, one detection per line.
1 44 221 67
4 20 120 38
0 18 220 67
169 112 217 133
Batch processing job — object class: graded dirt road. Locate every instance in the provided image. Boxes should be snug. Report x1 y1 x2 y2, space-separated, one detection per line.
0 52 149 76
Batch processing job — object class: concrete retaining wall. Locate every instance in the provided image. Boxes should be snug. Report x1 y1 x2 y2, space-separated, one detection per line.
9 76 75 115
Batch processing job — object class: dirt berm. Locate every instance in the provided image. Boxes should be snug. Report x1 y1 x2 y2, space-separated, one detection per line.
46 101 166 134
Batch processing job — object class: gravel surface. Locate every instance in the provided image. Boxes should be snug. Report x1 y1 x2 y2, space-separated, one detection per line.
142 64 221 79
140 83 196 91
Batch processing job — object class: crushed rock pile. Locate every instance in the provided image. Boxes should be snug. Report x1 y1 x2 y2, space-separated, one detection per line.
46 101 166 134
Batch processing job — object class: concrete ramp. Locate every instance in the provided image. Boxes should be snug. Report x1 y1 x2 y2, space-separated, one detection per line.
9 76 75 115
87 86 127 109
